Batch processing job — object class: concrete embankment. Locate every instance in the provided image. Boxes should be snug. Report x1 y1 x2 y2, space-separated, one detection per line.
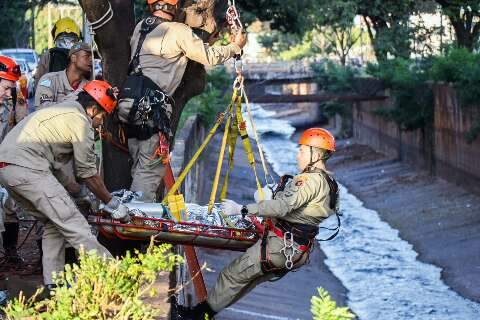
329 141 480 303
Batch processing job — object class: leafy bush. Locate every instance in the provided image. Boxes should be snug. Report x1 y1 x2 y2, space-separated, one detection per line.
179 66 231 129
3 240 182 320
311 61 361 137
366 58 434 131
311 287 355 320
313 61 360 94
430 47 480 107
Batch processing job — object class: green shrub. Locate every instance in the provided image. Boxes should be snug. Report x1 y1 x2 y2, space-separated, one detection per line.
2 240 182 320
179 66 231 129
430 47 480 108
366 58 433 131
311 287 355 320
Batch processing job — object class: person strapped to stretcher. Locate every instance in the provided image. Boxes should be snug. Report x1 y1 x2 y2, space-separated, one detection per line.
174 128 341 320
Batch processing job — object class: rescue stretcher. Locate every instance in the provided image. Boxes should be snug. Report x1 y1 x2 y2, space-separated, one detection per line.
89 213 261 251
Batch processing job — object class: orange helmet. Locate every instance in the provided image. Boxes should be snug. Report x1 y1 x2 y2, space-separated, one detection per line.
147 0 178 4
83 80 117 113
0 56 21 82
299 128 336 152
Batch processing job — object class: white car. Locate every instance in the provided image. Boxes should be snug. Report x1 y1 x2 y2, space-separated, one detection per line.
0 48 39 75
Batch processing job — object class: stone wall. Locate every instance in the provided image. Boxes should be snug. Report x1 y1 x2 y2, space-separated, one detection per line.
170 115 207 203
353 84 480 194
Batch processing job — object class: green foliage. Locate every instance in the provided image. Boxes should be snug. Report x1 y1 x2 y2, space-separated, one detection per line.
3 240 182 320
430 47 480 106
312 61 360 137
0 0 72 49
367 58 433 131
179 67 231 129
313 61 360 94
311 287 355 320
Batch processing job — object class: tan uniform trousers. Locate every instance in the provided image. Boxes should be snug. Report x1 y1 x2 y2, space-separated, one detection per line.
0 165 112 284
207 231 309 312
129 133 165 202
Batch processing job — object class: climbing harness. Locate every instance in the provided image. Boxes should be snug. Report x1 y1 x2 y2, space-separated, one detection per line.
86 1 114 79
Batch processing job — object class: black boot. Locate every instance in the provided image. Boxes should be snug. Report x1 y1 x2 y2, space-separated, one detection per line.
192 301 217 320
2 223 23 264
65 247 78 266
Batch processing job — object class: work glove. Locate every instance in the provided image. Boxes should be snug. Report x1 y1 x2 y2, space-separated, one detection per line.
103 196 130 222
221 199 242 216
253 184 274 203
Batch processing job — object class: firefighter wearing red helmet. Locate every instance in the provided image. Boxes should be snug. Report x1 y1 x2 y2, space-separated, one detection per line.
116 0 247 202
0 56 20 104
0 55 25 268
176 128 340 319
0 80 130 289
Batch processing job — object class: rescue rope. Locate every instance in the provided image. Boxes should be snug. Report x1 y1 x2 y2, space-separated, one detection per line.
86 1 114 80
240 82 276 186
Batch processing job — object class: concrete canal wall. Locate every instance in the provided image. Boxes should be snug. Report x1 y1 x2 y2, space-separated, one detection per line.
353 84 480 195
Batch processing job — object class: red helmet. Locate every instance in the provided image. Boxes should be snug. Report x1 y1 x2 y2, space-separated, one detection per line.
83 80 117 113
147 0 178 4
0 56 21 82
299 128 336 152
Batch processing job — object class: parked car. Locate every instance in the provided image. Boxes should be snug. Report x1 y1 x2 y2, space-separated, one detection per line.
0 48 39 75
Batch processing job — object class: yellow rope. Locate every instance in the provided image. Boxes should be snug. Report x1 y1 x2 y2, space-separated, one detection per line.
162 112 226 204
208 102 233 213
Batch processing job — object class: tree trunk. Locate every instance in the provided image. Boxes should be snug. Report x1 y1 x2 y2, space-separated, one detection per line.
79 0 228 190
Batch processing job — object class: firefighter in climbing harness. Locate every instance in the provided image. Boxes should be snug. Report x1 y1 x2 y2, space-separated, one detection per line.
34 17 82 88
117 0 247 201
175 128 340 319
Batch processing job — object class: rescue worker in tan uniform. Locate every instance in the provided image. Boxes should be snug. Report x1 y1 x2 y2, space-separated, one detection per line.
34 17 82 88
176 128 340 319
0 56 28 265
117 0 247 201
0 80 130 287
35 42 92 109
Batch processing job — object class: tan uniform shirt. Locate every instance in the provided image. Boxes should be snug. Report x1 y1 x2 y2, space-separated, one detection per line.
130 21 242 95
0 100 28 143
0 100 97 184
247 168 335 226
34 70 87 109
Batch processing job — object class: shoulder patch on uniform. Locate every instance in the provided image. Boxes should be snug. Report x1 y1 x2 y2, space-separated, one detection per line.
294 175 308 187
39 78 52 88
39 94 53 104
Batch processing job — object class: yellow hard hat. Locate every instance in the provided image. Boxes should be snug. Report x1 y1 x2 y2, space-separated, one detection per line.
51 18 81 40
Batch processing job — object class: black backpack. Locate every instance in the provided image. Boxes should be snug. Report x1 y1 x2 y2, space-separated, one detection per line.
48 47 70 72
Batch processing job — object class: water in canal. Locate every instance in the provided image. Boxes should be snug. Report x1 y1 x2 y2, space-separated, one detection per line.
247 104 480 320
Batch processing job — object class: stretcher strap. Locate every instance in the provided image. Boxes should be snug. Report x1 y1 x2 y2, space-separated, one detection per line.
161 111 226 204
234 92 264 200
207 101 233 213
219 95 240 201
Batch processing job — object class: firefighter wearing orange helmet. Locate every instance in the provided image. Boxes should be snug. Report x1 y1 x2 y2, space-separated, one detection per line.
0 80 130 289
176 128 340 319
0 56 28 267
117 0 247 202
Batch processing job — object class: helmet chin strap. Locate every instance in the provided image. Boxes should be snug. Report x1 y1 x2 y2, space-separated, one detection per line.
303 146 330 173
